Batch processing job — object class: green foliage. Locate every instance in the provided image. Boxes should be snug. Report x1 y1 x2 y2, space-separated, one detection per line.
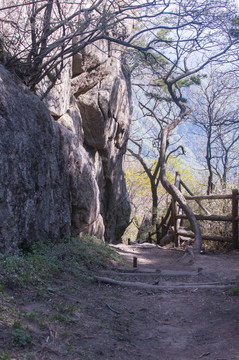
12 321 32 347
145 74 204 105
232 17 239 26
50 313 77 324
124 160 153 241
25 310 39 321
124 156 202 242
49 301 81 324
0 237 122 290
228 287 239 296
146 51 169 68
12 328 32 347
230 17 239 37
0 297 21 328
0 352 11 360
145 91 172 103
165 157 203 197
127 27 170 75
53 301 77 315
177 74 206 88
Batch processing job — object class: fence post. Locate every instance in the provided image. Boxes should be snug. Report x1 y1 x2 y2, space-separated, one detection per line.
156 223 160 245
232 189 238 249
161 216 166 238
172 172 181 247
171 197 177 246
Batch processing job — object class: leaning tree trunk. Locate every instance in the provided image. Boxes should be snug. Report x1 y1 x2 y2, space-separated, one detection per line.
160 129 202 253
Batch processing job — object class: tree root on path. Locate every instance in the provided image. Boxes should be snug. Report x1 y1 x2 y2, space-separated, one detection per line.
99 269 200 277
95 276 238 291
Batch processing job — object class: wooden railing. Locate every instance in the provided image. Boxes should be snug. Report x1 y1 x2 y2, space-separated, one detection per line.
148 172 239 249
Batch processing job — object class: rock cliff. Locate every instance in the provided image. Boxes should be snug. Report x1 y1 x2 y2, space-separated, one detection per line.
0 43 131 253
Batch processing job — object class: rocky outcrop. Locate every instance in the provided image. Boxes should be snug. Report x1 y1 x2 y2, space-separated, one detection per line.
42 42 131 245
72 50 131 243
0 65 70 253
0 41 131 253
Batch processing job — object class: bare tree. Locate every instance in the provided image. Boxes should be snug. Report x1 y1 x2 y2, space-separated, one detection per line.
191 70 239 193
0 0 185 92
127 0 239 252
128 93 185 225
0 0 237 96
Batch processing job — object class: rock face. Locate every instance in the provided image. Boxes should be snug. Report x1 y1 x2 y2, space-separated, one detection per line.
0 44 131 253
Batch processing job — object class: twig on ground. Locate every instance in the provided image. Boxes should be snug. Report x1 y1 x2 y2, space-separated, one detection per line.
199 352 210 358
105 303 122 314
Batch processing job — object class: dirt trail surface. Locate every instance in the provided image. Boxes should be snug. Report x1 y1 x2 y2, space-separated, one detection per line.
1 245 239 360
103 244 239 360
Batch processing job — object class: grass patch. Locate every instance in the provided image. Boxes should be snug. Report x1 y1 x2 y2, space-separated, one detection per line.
50 313 77 324
0 296 21 327
228 287 239 296
0 352 11 360
12 328 32 347
0 236 122 290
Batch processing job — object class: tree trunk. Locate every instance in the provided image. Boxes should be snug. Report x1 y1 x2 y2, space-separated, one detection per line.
151 180 158 225
205 110 213 195
206 133 213 195
222 152 228 191
159 129 202 253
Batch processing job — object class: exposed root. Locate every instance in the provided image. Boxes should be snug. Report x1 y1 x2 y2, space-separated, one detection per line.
95 276 237 291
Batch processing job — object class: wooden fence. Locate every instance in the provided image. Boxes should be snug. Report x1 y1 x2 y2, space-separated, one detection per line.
148 172 239 249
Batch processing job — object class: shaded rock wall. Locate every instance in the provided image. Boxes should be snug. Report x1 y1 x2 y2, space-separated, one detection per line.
0 42 131 253
0 66 70 253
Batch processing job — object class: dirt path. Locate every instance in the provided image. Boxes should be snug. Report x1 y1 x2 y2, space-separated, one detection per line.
95 245 239 360
2 245 239 360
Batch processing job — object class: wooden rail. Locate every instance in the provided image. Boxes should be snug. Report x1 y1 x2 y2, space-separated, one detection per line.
147 172 239 249
177 214 232 222
185 194 232 200
177 231 233 243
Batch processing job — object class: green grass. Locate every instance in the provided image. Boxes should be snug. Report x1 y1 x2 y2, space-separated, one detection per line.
0 296 21 327
228 287 239 296
50 313 77 324
0 236 122 290
12 328 32 347
0 352 11 360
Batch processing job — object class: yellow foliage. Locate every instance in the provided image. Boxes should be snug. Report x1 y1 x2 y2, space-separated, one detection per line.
125 155 204 218
123 155 205 242
166 156 204 195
